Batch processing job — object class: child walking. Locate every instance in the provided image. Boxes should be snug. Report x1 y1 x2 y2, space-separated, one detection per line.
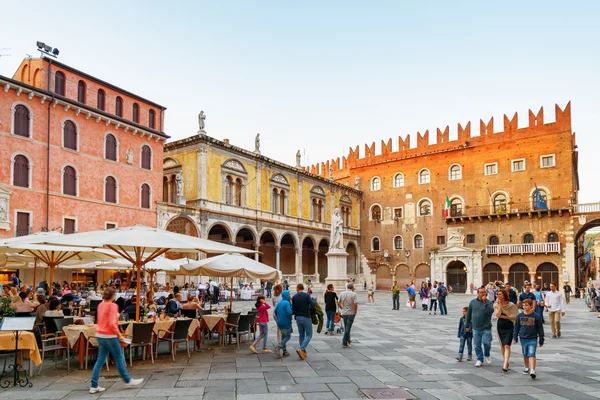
273 290 293 358
250 295 272 353
457 306 473 361
513 298 544 379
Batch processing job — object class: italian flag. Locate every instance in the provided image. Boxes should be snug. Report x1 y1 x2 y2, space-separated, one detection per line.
444 195 450 218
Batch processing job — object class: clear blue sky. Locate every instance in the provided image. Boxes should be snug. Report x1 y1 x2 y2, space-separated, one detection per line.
1 1 598 201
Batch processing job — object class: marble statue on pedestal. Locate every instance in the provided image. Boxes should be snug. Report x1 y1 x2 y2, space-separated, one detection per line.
330 208 344 250
255 133 261 154
296 150 301 167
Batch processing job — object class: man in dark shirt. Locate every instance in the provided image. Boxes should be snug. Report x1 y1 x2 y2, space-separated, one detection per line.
517 283 537 309
505 282 518 304
291 283 316 360
324 284 338 335
266 281 273 298
123 297 144 316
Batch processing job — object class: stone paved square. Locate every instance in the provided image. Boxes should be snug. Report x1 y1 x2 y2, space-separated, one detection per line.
0 292 594 399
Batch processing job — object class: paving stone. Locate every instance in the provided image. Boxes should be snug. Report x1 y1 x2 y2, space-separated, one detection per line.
267 383 331 393
301 392 340 400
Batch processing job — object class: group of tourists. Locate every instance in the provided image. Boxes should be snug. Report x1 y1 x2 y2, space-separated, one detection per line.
462 281 566 379
385 280 449 315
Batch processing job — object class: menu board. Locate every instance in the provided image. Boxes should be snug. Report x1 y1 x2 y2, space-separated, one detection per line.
0 317 36 331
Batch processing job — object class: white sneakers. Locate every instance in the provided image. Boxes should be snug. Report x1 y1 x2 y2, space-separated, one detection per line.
485 356 492 364
125 378 144 387
89 386 105 394
475 360 482 367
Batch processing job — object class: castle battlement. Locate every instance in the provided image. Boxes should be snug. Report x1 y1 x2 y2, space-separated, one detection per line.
305 103 572 178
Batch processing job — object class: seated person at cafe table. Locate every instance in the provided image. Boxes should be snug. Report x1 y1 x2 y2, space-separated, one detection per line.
182 294 203 310
45 299 65 317
122 296 145 315
12 291 34 312
35 295 49 324
165 293 183 315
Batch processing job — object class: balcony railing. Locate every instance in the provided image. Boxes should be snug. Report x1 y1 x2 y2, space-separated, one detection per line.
573 202 600 214
446 198 571 219
486 242 561 255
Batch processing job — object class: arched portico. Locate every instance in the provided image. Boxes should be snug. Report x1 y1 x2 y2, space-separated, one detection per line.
430 245 483 294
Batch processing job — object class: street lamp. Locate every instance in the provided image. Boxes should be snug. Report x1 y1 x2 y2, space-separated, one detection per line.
36 41 59 58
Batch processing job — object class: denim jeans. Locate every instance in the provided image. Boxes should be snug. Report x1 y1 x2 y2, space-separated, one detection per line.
535 305 545 323
252 322 269 349
296 316 313 352
278 328 291 351
342 314 355 346
325 311 336 332
472 329 492 362
392 293 399 309
429 299 437 312
458 336 472 359
438 297 447 315
91 337 131 388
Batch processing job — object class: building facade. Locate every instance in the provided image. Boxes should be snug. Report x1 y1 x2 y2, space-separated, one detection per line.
157 133 362 285
310 103 580 291
0 57 168 283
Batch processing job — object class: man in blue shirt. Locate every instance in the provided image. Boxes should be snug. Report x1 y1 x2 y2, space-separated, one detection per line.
406 284 416 309
505 282 518 304
291 283 316 360
517 282 536 309
437 282 449 315
466 287 494 367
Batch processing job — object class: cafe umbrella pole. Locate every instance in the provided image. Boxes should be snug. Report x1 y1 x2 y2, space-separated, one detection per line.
230 276 233 311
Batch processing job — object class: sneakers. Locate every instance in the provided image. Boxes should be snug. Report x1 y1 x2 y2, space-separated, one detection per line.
475 360 482 367
89 387 106 394
125 378 144 388
262 348 273 353
522 368 530 375
456 356 463 362
530 370 536 379
343 344 352 348
485 356 492 364
249 345 258 354
296 349 307 360
282 351 290 357
557 331 561 338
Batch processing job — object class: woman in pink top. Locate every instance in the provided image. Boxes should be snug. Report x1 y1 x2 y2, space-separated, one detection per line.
90 288 144 394
250 295 272 353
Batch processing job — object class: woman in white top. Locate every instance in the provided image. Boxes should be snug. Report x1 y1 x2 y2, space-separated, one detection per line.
12 292 34 313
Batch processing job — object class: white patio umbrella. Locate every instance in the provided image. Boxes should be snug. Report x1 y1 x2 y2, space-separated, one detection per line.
98 255 183 288
38 225 256 321
180 253 281 309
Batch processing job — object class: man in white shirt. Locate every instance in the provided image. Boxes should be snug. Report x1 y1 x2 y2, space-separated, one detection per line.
544 282 566 338
338 282 358 348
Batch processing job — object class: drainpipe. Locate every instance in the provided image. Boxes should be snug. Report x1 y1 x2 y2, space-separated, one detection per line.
45 59 53 231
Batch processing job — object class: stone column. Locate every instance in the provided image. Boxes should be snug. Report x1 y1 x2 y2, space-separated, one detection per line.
465 259 473 294
503 272 509 283
197 148 207 200
297 177 303 218
275 245 281 271
256 163 262 210
529 272 537 287
314 249 320 283
295 248 302 284
254 240 260 262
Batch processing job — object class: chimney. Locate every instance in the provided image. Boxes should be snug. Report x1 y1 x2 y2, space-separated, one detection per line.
223 138 230 145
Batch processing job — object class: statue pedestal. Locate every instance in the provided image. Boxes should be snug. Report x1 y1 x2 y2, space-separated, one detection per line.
176 195 186 205
325 248 349 289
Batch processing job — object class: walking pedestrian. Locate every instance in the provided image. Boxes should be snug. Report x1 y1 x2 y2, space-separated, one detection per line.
250 295 273 353
533 285 545 323
391 280 400 310
494 289 518 372
367 282 375 304
437 282 448 315
456 306 473 361
272 284 283 344
324 284 338 335
544 282 566 338
273 290 293 358
338 282 358 348
505 282 518 304
406 284 416 309
563 282 573 304
420 283 429 311
466 287 494 367
89 288 144 393
517 283 536 309
429 282 437 315
291 283 316 360
513 298 544 379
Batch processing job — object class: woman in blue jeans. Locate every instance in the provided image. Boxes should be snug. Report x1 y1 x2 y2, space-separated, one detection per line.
323 284 338 335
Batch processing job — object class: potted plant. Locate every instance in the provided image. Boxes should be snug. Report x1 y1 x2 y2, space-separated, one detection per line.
0 297 16 317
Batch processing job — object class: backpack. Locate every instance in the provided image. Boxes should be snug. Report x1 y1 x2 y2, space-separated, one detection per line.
440 286 448 297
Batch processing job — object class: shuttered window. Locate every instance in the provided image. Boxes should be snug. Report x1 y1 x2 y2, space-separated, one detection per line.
133 103 139 123
54 71 66 96
13 105 30 137
116 96 123 117
141 145 151 170
63 166 77 196
16 212 30 237
105 134 117 161
105 176 117 203
13 155 29 188
97 89 105 111
63 121 77 150
141 184 151 208
77 80 86 103
149 110 155 129
64 218 76 234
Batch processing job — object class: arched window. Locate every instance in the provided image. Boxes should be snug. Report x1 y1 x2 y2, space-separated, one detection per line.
394 173 404 188
414 234 424 249
115 96 123 117
272 188 279 213
493 193 507 214
371 205 382 220
225 176 233 205
393 235 403 250
548 232 559 243
279 189 286 215
523 234 534 244
450 198 463 217
533 188 548 210
141 184 151 209
77 80 86 103
418 199 431 216
13 105 30 137
149 110 156 129
235 178 243 207
54 71 65 96
63 166 77 196
371 177 381 191
63 121 77 150
105 134 117 161
141 145 152 170
312 198 324 222
449 164 462 180
419 169 430 184
133 103 140 123
97 89 105 111
372 237 380 251
489 235 499 245
13 155 29 188
105 176 117 203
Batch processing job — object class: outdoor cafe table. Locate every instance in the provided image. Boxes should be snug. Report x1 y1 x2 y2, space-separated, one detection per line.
199 314 227 346
240 290 253 300
0 331 42 371
62 318 200 367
